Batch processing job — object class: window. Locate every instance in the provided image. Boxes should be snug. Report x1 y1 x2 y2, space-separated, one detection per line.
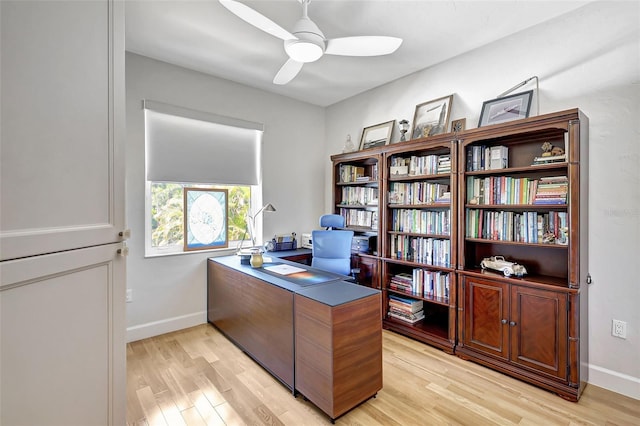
143 100 263 256
147 182 252 255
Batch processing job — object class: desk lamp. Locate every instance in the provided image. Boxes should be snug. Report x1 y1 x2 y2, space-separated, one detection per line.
237 203 276 257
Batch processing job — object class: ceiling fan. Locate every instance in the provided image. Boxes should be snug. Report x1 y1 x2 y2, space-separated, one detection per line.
219 0 403 85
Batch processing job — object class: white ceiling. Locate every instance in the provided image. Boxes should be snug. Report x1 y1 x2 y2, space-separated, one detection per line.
125 0 591 107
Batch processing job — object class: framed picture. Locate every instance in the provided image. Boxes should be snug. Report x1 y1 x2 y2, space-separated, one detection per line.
478 90 533 127
411 95 453 139
360 120 395 150
184 187 228 251
451 118 466 133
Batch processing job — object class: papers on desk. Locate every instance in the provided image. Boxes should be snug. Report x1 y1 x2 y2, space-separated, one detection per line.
264 264 306 275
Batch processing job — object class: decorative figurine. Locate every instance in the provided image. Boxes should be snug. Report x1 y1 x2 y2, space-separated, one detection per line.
540 141 565 157
399 119 410 142
480 255 527 277
342 134 355 153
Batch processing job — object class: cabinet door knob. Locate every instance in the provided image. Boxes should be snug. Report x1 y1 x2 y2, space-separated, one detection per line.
119 229 131 239
501 319 508 324
509 321 517 326
117 243 129 257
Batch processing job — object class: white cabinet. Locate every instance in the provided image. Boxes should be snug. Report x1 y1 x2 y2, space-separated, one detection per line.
0 1 126 424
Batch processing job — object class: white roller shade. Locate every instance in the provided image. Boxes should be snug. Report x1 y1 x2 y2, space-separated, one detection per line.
143 100 263 185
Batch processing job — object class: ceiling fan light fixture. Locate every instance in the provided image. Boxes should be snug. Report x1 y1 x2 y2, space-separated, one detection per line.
284 39 324 63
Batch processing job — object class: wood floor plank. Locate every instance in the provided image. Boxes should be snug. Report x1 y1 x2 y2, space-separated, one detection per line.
155 389 187 426
213 401 245 426
136 386 168 426
127 324 640 426
188 389 225 426
180 406 207 426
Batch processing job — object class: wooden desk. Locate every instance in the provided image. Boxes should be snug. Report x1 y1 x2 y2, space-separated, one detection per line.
266 248 312 265
207 255 382 421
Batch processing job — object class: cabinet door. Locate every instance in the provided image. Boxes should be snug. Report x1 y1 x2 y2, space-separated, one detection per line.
462 277 509 360
0 0 125 260
510 285 568 380
1 243 126 425
353 255 379 289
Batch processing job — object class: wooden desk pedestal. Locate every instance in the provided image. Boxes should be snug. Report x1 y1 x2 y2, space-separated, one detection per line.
295 290 382 419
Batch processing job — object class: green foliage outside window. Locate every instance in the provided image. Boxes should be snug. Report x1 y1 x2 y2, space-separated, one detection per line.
151 183 250 248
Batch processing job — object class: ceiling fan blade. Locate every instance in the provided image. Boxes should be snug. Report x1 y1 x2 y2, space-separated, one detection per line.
219 0 296 41
273 59 303 85
325 36 402 56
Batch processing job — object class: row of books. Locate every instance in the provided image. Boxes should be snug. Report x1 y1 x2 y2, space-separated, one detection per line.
533 176 568 205
388 182 450 205
339 208 378 229
466 175 568 205
340 186 379 206
389 153 451 176
466 145 509 171
388 294 424 324
391 209 451 235
390 236 451 266
466 209 569 244
339 164 378 183
389 270 450 301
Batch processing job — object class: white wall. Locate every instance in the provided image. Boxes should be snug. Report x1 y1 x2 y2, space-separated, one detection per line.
125 53 325 341
325 1 639 399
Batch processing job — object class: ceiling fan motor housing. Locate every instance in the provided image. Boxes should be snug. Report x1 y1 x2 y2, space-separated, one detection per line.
284 17 325 63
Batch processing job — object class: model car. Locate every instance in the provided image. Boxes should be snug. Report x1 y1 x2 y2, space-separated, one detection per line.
480 256 527 277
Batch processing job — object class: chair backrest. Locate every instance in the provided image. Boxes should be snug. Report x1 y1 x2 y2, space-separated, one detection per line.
312 214 353 275
311 228 354 276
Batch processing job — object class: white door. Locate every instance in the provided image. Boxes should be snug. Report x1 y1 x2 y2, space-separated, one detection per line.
0 0 125 260
0 243 126 425
0 1 126 424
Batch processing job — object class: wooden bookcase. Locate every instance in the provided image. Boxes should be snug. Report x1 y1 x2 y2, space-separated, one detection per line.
380 137 458 353
330 149 383 289
455 109 589 401
328 108 588 400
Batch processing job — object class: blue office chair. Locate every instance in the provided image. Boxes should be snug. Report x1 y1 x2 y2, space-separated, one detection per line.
312 214 354 277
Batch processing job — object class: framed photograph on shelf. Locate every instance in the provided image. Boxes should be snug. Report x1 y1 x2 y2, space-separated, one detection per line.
359 120 395 150
451 118 466 133
478 90 533 127
184 187 228 251
411 95 453 139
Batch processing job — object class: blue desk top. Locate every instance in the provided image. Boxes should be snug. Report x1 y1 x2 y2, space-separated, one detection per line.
209 255 379 306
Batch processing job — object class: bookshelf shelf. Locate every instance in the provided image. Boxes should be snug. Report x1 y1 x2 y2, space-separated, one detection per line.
465 162 567 176
464 237 569 248
388 203 450 209
387 287 450 306
389 173 450 182
464 203 568 209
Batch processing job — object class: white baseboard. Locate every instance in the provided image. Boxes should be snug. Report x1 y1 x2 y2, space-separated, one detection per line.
126 311 207 343
589 363 640 400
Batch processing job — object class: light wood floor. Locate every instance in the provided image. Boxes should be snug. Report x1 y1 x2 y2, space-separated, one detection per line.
127 324 639 426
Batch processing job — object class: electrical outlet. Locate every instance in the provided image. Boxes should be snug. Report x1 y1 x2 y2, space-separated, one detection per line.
612 319 627 339
126 289 133 303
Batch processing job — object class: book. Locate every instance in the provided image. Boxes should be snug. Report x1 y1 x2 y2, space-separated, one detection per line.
489 145 508 170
